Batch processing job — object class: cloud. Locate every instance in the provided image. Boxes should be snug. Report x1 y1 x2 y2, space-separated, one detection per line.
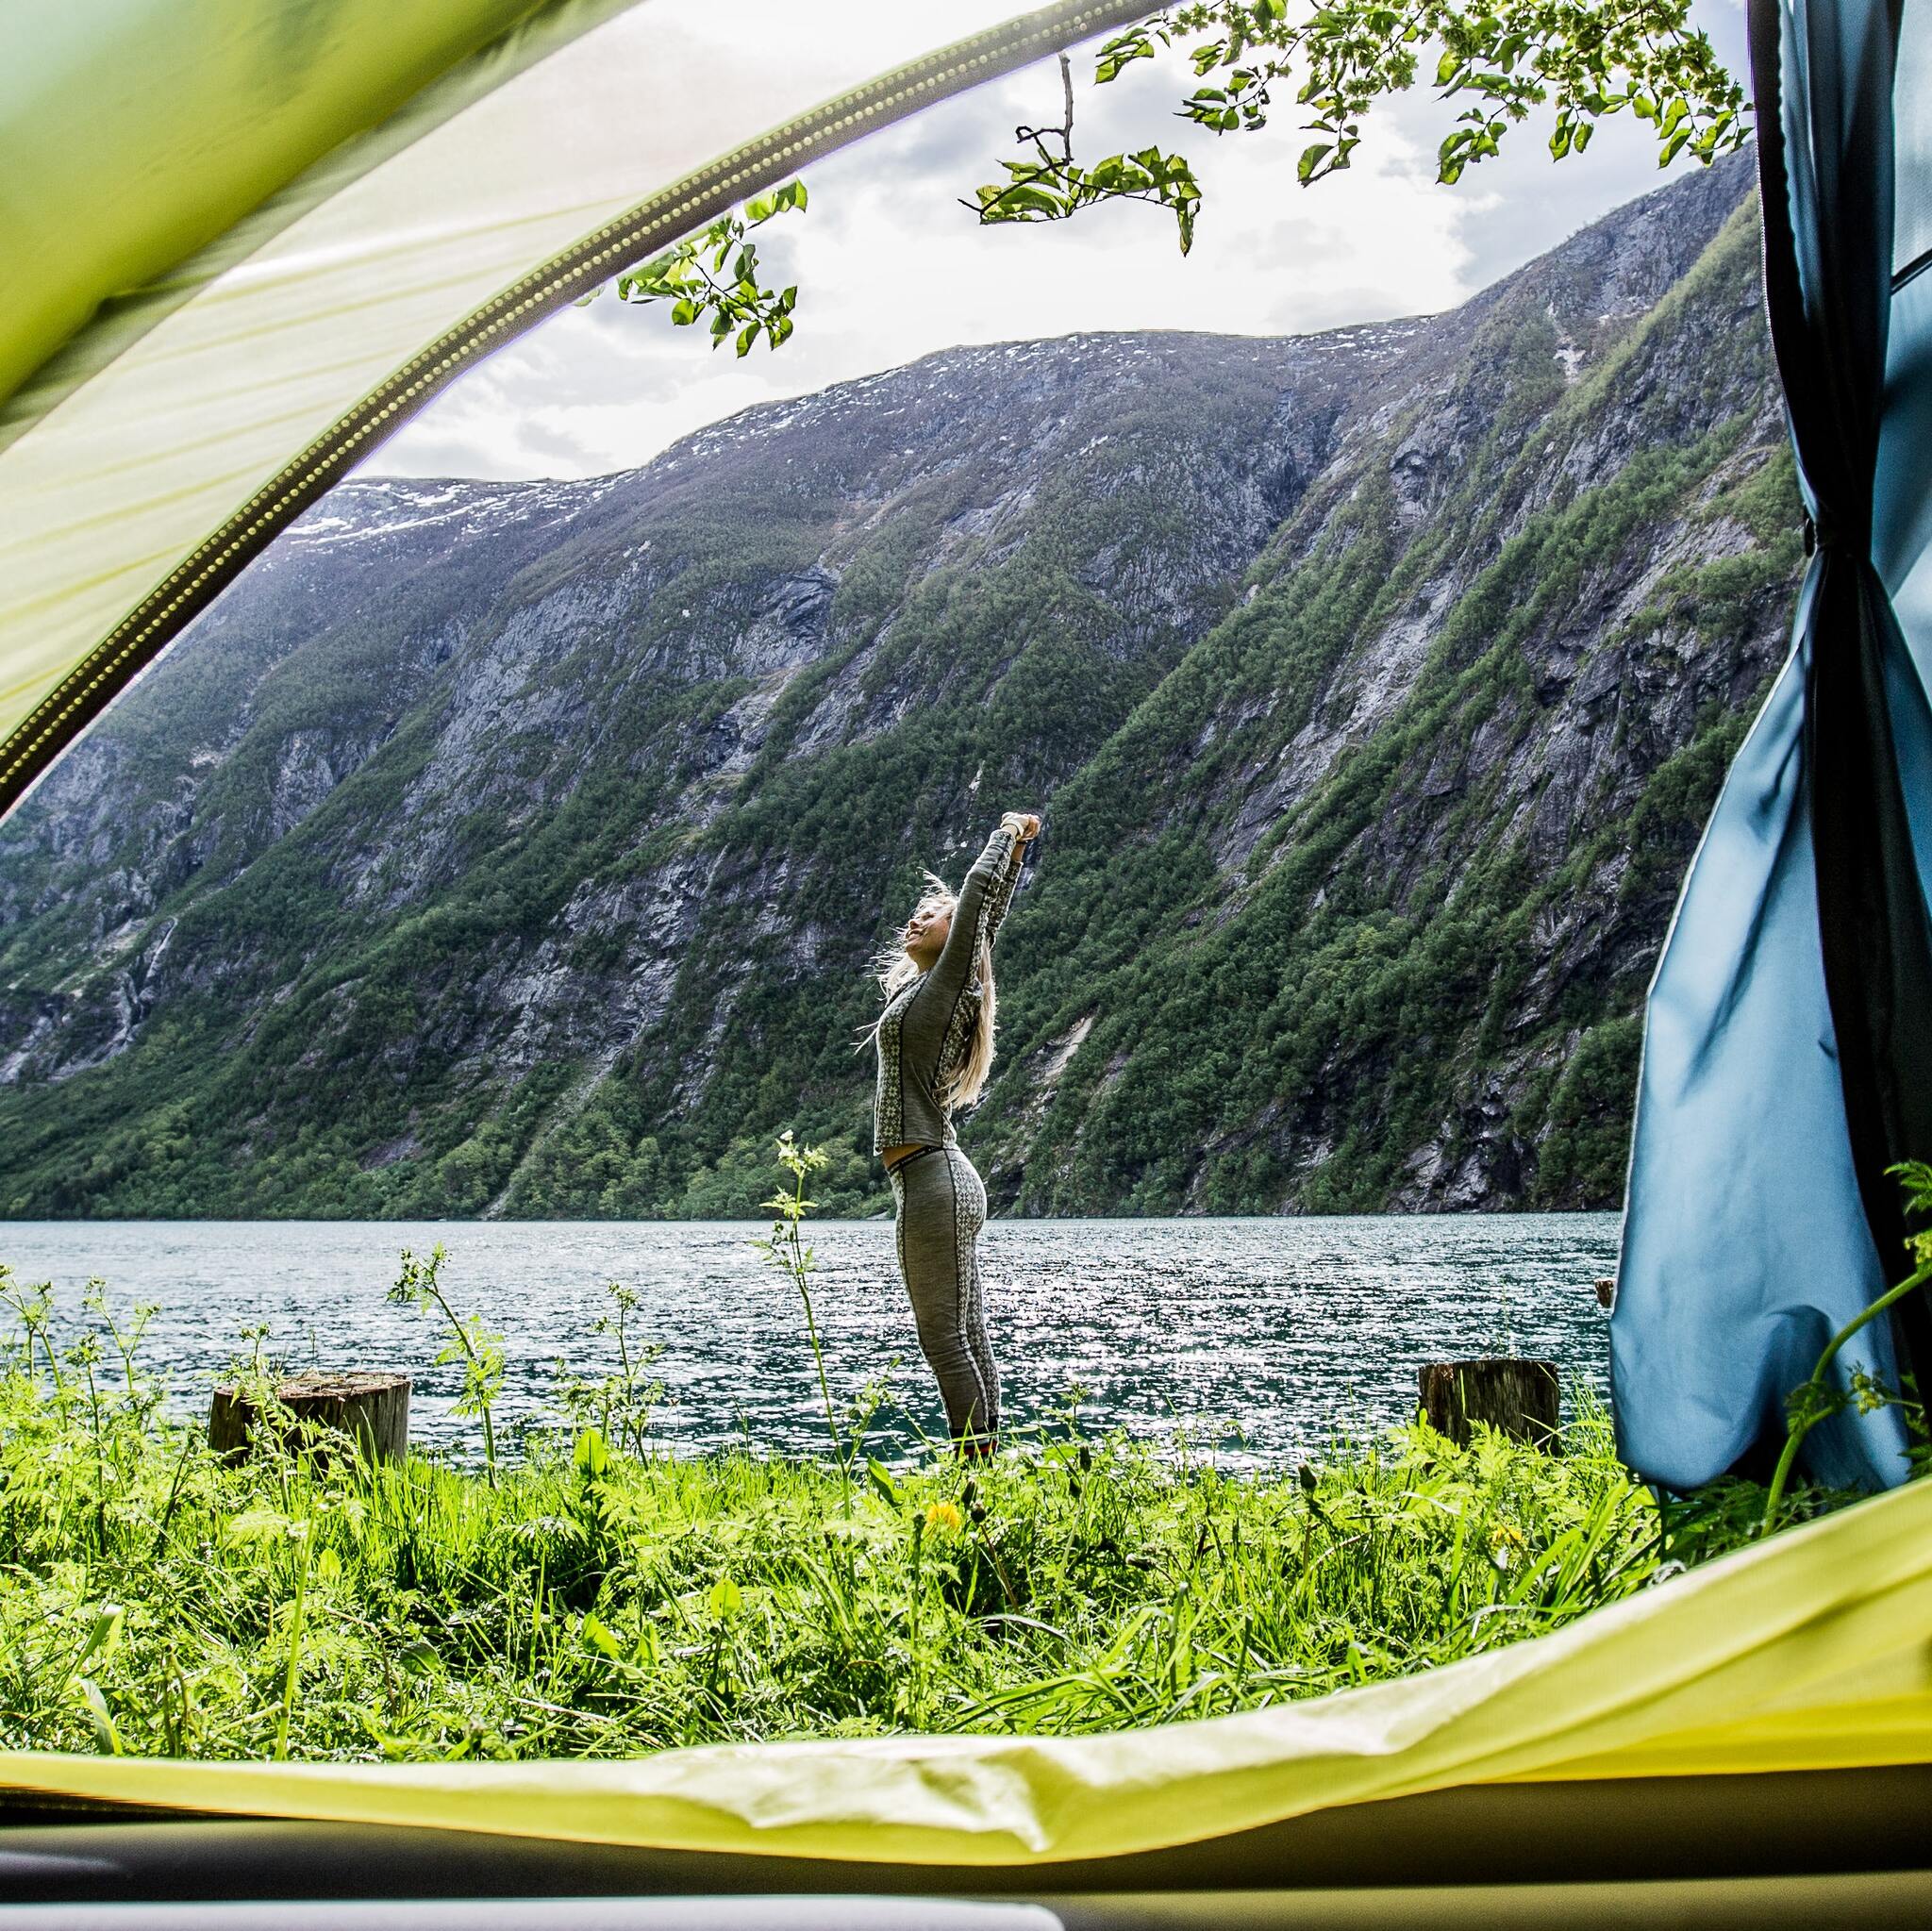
362 0 1753 483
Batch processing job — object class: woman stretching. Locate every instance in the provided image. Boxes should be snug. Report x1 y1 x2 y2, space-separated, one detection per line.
862 809 1039 1457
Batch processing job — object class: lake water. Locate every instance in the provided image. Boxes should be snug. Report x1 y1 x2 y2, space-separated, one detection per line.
0 1216 1619 1468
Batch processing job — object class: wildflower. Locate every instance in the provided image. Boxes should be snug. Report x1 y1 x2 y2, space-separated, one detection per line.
924 1500 962 1534
1296 1462 1329 1525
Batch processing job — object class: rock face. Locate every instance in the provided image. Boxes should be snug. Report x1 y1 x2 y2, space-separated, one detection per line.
0 151 1798 1220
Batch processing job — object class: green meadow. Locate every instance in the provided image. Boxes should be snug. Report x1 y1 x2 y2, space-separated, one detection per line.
0 1283 1792 1764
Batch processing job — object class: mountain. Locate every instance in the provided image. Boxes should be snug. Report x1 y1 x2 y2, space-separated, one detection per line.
0 150 1798 1221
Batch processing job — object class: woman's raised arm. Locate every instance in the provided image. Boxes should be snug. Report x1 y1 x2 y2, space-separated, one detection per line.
926 814 1032 1002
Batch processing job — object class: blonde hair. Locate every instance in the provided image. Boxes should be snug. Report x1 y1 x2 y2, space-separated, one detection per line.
855 868 999 1109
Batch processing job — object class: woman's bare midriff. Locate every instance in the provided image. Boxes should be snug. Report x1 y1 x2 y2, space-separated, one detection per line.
880 1143 932 1169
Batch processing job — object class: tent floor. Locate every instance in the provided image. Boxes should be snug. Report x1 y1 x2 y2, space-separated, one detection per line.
1 1875 1930 1929
1 1765 1928 1923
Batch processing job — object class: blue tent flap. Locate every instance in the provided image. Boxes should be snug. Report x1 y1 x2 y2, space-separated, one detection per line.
1614 0 1932 1491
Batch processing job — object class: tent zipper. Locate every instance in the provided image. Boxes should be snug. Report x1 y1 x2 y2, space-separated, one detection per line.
2 0 1147 815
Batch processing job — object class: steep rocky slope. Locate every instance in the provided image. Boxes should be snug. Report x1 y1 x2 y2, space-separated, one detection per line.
0 151 1798 1219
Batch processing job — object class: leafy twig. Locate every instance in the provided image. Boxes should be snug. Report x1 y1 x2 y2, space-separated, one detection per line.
578 182 807 356
750 1131 850 1516
971 1 1749 252
389 1244 505 1486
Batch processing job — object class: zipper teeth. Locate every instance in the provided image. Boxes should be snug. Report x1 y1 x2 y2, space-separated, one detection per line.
2 0 1144 811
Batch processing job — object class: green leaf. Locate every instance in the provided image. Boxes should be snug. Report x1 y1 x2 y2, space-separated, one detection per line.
1297 141 1333 183
582 1612 624 1658
75 1678 123 1756
225 1507 297 1544
708 1574 744 1618
573 1426 608 1477
990 184 1066 219
73 1604 125 1671
1094 31 1154 86
866 1459 901 1507
359 1710 426 1756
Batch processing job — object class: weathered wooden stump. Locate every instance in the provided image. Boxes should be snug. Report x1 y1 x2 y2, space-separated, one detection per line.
208 1371 410 1467
1419 1358 1560 1452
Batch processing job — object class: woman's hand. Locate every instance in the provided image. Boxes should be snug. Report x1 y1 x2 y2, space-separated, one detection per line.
1002 810 1041 843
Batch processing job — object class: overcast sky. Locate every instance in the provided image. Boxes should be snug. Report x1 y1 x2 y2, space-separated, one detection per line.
361 0 1751 483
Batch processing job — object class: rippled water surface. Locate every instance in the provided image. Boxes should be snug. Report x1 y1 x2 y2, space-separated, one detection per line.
2 1217 1619 1466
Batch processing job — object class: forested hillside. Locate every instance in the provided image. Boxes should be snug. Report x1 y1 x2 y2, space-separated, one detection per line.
0 151 1798 1220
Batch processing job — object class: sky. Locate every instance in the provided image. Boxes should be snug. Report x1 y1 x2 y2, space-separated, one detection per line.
361 0 1751 484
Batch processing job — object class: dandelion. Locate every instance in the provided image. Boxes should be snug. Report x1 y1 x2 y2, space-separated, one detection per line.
924 1500 962 1534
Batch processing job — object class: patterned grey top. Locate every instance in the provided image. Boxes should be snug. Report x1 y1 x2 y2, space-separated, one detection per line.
873 823 1025 1156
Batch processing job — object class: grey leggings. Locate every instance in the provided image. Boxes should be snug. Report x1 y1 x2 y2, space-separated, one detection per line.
887 1142 999 1445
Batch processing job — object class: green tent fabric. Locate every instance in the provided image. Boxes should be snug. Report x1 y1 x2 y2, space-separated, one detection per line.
1 0 1928 1877
0 0 1147 813
1 1 611 418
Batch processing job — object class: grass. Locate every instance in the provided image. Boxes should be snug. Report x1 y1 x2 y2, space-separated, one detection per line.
4 1132 1895 1765
0 1262 1802 1763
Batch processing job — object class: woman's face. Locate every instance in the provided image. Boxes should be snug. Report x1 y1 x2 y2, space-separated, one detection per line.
903 900 951 971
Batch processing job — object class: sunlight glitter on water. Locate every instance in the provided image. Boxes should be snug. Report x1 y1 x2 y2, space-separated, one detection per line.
1 1215 1619 1468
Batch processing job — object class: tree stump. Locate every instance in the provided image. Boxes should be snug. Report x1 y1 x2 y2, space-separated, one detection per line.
1419 1358 1560 1452
208 1371 410 1467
